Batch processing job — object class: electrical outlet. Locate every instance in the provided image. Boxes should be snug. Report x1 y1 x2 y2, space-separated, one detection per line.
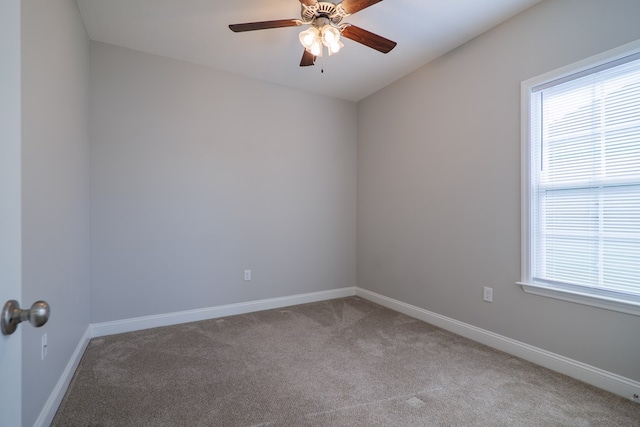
244 269 251 281
483 287 493 302
41 333 48 360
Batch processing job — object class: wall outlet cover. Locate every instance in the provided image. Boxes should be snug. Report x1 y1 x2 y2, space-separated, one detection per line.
483 287 493 302
41 333 48 360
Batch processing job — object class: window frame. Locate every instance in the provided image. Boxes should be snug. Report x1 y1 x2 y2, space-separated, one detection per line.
519 39 640 317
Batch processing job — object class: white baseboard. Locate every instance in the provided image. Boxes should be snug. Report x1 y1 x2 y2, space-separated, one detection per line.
91 286 357 338
35 287 356 426
34 326 92 427
356 287 640 403
36 285 639 427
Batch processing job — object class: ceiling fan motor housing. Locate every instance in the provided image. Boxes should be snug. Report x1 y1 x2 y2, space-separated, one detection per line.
301 2 349 26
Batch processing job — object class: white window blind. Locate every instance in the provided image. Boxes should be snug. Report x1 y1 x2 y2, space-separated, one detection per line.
523 44 640 313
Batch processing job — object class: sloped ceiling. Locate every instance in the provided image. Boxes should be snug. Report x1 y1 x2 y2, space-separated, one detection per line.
76 0 541 102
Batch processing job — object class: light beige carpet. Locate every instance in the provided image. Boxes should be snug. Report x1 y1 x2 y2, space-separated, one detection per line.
52 297 640 426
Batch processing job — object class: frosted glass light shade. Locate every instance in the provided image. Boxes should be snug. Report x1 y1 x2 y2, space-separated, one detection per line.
299 27 320 49
310 39 322 56
328 40 343 56
321 25 340 46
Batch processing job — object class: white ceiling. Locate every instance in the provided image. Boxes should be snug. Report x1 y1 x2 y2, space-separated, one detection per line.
76 0 541 102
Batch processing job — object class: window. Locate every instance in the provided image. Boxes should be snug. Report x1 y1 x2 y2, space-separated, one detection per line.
520 40 640 316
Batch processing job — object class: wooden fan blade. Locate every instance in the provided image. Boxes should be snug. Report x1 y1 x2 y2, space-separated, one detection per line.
340 0 382 15
341 25 396 53
229 19 301 32
299 0 318 6
300 49 316 67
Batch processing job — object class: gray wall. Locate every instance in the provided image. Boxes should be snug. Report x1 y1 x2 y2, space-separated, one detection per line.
21 0 90 425
89 42 357 323
357 0 640 382
0 1 23 425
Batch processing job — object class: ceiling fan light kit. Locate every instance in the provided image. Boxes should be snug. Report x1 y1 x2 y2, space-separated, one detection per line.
229 0 396 67
299 19 344 57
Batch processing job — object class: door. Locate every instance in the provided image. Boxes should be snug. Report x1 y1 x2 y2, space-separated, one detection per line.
0 1 23 425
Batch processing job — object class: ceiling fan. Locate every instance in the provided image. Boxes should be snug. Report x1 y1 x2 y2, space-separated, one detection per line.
229 0 397 67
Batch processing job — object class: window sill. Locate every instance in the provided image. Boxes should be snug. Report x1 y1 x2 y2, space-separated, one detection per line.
517 282 640 317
